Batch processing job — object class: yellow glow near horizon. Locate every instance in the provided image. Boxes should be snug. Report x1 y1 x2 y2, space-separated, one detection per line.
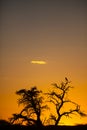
31 60 47 64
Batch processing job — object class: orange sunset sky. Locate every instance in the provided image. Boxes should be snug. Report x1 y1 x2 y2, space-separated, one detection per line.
0 0 87 125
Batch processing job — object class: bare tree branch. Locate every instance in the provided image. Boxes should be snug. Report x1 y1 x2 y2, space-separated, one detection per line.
47 78 86 126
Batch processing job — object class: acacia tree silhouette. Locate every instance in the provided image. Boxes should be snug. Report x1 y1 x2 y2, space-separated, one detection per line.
9 78 86 126
46 78 86 126
9 86 48 126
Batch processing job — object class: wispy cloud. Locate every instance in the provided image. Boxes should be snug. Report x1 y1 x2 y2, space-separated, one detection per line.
31 60 47 64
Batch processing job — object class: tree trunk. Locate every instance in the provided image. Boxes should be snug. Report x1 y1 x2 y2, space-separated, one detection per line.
55 116 61 126
36 116 42 126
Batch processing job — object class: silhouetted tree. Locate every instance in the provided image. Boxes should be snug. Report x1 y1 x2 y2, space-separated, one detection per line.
47 78 86 126
9 78 86 126
9 86 48 126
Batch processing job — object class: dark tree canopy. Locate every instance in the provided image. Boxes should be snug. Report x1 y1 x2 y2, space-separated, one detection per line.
9 86 48 126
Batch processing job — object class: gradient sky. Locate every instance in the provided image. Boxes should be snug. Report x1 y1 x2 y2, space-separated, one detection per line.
0 0 87 125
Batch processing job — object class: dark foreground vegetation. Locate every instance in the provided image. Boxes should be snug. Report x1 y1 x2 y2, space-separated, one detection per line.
0 120 87 130
0 122 87 130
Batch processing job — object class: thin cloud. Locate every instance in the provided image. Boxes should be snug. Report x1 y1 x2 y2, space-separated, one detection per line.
31 60 47 64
